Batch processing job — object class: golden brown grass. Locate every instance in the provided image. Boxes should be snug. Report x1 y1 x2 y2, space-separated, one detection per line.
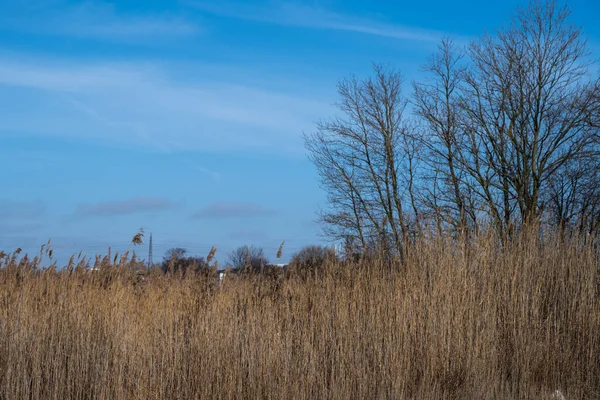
0 227 599 399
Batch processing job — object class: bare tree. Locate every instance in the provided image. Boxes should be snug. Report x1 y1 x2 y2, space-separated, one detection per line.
163 247 187 262
304 64 420 260
227 245 269 271
307 0 600 256
413 39 478 234
457 0 600 236
545 157 600 234
288 245 337 277
160 248 208 275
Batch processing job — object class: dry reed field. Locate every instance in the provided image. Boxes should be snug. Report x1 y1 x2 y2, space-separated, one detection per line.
0 227 599 399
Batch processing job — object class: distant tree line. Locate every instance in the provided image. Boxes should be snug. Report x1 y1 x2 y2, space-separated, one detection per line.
158 244 340 277
160 247 210 275
305 0 600 259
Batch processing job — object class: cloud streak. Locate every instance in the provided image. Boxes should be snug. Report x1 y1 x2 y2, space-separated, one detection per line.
75 196 175 217
0 199 45 220
192 201 276 219
0 56 331 155
1 1 200 41
187 1 449 43
67 97 222 181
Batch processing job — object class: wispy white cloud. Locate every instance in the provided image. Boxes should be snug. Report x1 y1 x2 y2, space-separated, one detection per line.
75 196 175 217
1 0 200 41
0 55 333 155
0 57 158 92
186 0 451 44
192 201 276 219
0 199 46 220
67 97 222 180
181 159 222 181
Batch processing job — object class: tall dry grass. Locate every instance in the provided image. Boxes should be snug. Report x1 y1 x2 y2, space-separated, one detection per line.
0 227 599 399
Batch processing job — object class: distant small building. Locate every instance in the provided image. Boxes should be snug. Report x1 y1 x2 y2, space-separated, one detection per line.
217 269 227 280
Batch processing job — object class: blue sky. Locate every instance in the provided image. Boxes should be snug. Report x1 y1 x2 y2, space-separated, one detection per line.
0 0 598 266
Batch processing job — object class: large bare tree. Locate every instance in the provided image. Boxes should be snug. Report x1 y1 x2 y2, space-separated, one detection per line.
305 64 420 259
413 0 600 237
457 0 600 236
307 0 600 256
413 39 479 234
